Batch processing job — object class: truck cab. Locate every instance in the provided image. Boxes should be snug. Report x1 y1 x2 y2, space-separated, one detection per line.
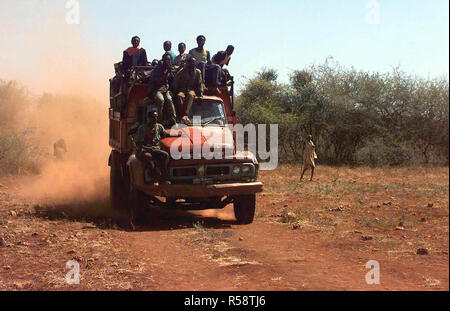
109 64 263 224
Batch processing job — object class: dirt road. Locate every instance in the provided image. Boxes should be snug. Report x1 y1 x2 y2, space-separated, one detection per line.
0 166 448 290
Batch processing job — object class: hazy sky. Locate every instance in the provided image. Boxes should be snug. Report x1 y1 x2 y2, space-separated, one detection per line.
0 0 448 95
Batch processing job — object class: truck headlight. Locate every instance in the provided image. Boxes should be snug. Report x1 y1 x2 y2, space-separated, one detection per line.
231 164 255 177
241 165 250 174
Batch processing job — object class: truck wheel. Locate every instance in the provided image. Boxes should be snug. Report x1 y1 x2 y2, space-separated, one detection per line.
233 194 256 224
110 167 128 211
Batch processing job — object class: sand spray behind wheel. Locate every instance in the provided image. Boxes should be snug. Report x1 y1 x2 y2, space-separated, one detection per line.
23 94 110 205
0 10 113 205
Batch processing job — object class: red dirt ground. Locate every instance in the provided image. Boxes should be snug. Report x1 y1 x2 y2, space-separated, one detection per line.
0 165 448 290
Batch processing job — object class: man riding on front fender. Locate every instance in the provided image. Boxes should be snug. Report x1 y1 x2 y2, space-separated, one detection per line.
135 111 182 183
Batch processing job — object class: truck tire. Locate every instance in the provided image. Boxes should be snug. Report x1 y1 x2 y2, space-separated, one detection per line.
110 167 128 211
233 194 256 224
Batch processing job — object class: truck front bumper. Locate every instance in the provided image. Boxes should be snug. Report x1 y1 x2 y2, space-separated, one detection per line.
137 181 263 198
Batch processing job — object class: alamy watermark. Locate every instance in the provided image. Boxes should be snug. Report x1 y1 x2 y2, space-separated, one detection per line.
167 117 278 170
365 260 380 285
65 0 80 25
65 259 80 285
365 0 380 25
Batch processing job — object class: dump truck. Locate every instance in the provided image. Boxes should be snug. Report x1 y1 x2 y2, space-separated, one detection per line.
108 63 263 224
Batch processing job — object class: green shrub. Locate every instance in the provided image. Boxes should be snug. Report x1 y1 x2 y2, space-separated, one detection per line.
0 130 46 175
236 61 449 166
355 139 415 167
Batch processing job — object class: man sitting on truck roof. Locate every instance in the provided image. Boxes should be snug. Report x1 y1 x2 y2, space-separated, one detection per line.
122 36 148 73
147 53 177 126
136 111 182 183
212 45 234 67
173 56 203 124
212 45 234 85
163 41 177 65
174 42 188 67
188 35 222 95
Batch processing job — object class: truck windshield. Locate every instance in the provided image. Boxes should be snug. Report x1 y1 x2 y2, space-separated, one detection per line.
189 101 226 126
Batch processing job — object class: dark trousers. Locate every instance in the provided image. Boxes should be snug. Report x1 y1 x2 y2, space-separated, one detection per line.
137 147 170 181
196 62 222 87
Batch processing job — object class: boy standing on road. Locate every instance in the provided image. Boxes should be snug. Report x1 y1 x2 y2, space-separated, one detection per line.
300 135 318 181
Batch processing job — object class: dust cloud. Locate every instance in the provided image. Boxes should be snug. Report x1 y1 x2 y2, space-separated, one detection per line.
22 93 110 204
2 12 114 205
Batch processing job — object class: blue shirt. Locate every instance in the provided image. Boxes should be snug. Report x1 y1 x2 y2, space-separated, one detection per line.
166 50 177 65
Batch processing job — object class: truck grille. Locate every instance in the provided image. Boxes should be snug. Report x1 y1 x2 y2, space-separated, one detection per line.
206 165 230 176
169 163 255 183
172 167 197 178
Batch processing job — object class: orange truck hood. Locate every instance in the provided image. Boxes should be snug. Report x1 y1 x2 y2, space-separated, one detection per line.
160 125 234 156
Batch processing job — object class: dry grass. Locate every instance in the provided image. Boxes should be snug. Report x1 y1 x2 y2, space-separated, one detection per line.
258 165 449 256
